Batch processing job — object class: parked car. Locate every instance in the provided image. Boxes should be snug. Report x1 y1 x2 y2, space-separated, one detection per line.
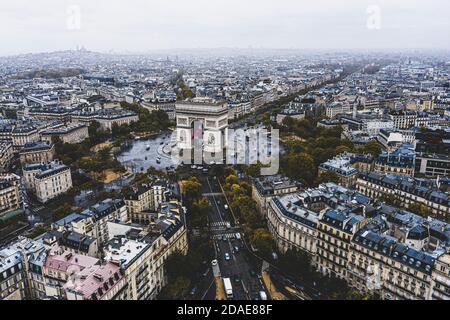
224 253 231 261
211 259 218 266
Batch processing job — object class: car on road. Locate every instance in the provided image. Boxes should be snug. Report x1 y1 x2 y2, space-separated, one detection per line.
224 253 231 261
211 259 218 266
224 204 229 210
191 165 197 169
190 286 198 296
259 291 268 300
235 233 241 240
222 235 227 242
233 246 239 253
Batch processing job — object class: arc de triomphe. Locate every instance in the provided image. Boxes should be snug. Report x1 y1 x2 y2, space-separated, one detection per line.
175 98 228 164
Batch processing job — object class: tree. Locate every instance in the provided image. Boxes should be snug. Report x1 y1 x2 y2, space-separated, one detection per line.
28 225 50 239
243 162 265 178
282 116 296 131
262 112 271 127
190 197 211 227
408 203 432 217
180 176 202 201
282 152 316 186
53 203 73 221
251 228 274 258
165 251 193 279
335 145 351 155
363 140 382 156
278 249 312 279
380 194 400 206
316 170 341 185
160 276 191 300
346 290 371 300
225 174 238 187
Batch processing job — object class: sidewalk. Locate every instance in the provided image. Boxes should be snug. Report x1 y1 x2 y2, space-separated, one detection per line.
215 277 226 300
262 271 286 300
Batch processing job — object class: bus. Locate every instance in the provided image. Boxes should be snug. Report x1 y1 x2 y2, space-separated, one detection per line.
223 277 233 299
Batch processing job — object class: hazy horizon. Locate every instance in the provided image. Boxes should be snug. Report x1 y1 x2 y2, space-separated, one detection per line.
1 0 449 56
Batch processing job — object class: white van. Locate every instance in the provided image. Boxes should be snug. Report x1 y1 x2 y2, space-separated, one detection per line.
259 291 268 300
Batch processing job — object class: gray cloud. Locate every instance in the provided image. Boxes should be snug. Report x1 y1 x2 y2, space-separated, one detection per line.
0 0 449 55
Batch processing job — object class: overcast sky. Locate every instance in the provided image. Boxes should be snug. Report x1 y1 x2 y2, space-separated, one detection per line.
0 0 449 56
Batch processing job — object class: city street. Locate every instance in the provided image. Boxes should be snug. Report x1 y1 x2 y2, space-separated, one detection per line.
200 175 265 300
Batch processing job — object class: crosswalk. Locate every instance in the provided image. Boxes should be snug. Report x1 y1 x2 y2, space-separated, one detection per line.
210 221 229 228
212 232 236 240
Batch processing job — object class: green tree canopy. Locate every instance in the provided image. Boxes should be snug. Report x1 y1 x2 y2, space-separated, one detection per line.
251 228 274 258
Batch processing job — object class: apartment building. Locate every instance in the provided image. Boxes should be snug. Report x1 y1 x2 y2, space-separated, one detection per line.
23 160 72 203
9 126 41 152
349 229 434 300
0 141 13 172
0 173 22 219
0 199 186 301
389 111 418 129
0 246 26 300
40 123 89 144
316 210 366 279
318 155 359 188
326 102 352 119
267 192 319 255
63 262 127 300
431 253 450 300
104 200 188 300
42 251 101 299
42 229 99 258
263 175 450 300
0 237 47 300
26 107 71 122
377 129 415 151
252 175 299 218
356 172 450 219
374 145 416 177
124 181 167 224
70 108 138 131
53 198 128 248
19 141 55 164
415 154 450 177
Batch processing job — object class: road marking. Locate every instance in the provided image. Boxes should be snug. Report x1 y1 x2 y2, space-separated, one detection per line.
212 233 236 240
